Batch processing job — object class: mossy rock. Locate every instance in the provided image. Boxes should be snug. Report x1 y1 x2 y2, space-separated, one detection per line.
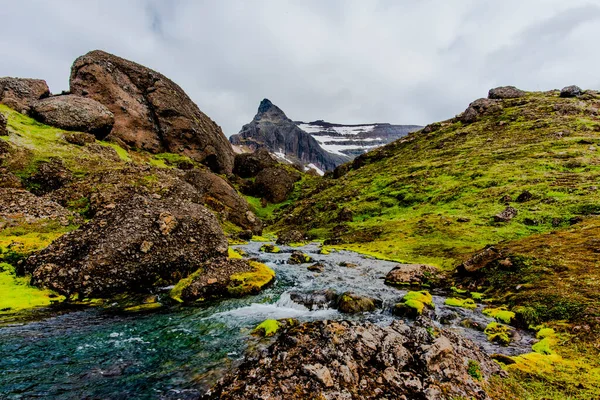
484 322 513 346
227 261 276 297
260 244 281 253
445 297 477 310
253 319 281 337
288 251 313 265
483 307 515 324
393 290 434 318
337 292 378 314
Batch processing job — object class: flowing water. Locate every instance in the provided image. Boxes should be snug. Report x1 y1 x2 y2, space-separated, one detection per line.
0 242 535 399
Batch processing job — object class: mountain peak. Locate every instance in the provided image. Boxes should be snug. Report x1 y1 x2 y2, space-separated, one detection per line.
254 98 289 122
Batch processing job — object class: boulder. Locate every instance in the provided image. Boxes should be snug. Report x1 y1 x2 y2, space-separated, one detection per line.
337 292 379 313
25 195 228 298
253 166 301 203
276 229 305 245
385 264 439 287
63 132 96 146
461 246 502 273
290 289 338 310
560 85 583 98
494 206 518 222
30 95 114 138
232 148 276 178
183 170 262 234
461 98 502 124
0 111 6 136
515 190 533 203
488 86 526 99
69 50 234 174
0 77 50 113
209 319 503 399
288 251 313 265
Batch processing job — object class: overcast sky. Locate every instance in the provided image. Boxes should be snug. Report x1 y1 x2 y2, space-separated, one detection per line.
2 0 600 135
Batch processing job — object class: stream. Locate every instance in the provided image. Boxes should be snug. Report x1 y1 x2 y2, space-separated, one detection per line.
0 242 535 399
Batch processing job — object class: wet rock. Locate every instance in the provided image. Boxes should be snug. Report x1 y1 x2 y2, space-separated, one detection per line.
0 111 6 136
461 246 502 273
392 291 434 318
307 262 325 273
26 158 73 195
337 292 378 313
385 264 439 287
515 190 533 203
232 148 276 178
560 85 583 98
25 194 228 298
288 250 313 265
183 170 262 234
0 77 50 113
494 206 518 222
70 50 234 174
252 166 301 203
30 95 114 138
276 229 305 245
488 86 526 99
260 244 281 253
491 353 516 365
208 319 503 399
63 132 96 146
290 289 338 310
438 310 460 325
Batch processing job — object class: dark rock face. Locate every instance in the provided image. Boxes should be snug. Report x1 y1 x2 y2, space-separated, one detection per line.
488 86 526 99
0 112 6 136
560 85 583 98
0 77 50 114
69 50 234 174
183 170 262 234
232 148 276 178
461 98 502 124
25 195 228 298
208 319 502 400
253 166 301 203
230 99 347 171
30 95 114 138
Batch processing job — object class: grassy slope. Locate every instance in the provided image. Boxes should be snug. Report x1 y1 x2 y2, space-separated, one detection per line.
272 90 600 399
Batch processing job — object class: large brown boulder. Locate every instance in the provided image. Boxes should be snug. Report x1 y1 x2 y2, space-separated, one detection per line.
30 95 114 138
209 319 503 399
183 170 262 234
0 77 50 113
69 50 234 174
233 148 277 178
385 264 440 287
488 86 526 100
253 166 301 203
25 195 228 298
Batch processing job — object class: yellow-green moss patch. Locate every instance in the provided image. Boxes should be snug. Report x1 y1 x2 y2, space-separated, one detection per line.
484 322 512 346
0 263 64 313
253 319 281 337
483 307 515 324
445 297 477 309
227 261 275 297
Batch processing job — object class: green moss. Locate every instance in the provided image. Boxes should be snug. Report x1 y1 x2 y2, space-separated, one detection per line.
169 267 204 303
483 307 516 324
403 290 434 307
319 247 331 255
445 297 477 309
532 337 554 355
536 327 556 339
0 262 64 313
484 322 512 345
467 360 483 381
253 319 281 337
451 286 468 294
404 299 425 314
152 152 193 167
470 292 484 300
228 247 243 259
260 244 281 253
227 261 275 297
98 141 130 161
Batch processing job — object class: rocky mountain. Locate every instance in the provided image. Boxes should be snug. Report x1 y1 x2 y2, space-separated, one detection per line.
229 99 421 173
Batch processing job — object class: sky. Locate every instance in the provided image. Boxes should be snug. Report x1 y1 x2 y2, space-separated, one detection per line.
1 0 600 136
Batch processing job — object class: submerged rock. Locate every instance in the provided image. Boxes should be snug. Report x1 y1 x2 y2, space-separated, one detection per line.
0 77 50 113
30 95 114 138
25 194 228 298
208 319 503 399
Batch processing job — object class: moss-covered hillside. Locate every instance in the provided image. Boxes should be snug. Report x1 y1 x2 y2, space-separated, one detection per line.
275 90 600 268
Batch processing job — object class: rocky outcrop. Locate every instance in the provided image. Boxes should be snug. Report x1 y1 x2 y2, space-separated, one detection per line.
25 194 228 298
232 148 276 178
0 111 7 135
63 132 96 146
69 50 234 174
183 170 262 234
30 95 114 138
560 85 583 98
0 189 73 226
208 319 502 400
0 77 50 113
253 166 301 203
461 98 503 124
488 86 526 99
230 99 347 171
26 158 73 195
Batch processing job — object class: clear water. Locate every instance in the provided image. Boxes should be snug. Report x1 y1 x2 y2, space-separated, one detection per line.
0 242 535 399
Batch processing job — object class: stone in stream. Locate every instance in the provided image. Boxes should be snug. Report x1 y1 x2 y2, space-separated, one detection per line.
307 262 325 273
208 319 504 399
288 250 313 264
337 292 380 314
385 263 440 287
290 289 338 310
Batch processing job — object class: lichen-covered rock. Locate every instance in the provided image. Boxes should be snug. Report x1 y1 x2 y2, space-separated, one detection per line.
69 50 234 174
385 264 439 287
30 95 114 138
393 290 435 318
232 148 276 178
252 166 301 203
0 111 7 136
0 77 50 113
560 85 583 98
172 258 275 302
337 292 379 313
208 319 503 399
183 170 262 234
276 229 305 245
25 194 228 298
488 86 526 99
